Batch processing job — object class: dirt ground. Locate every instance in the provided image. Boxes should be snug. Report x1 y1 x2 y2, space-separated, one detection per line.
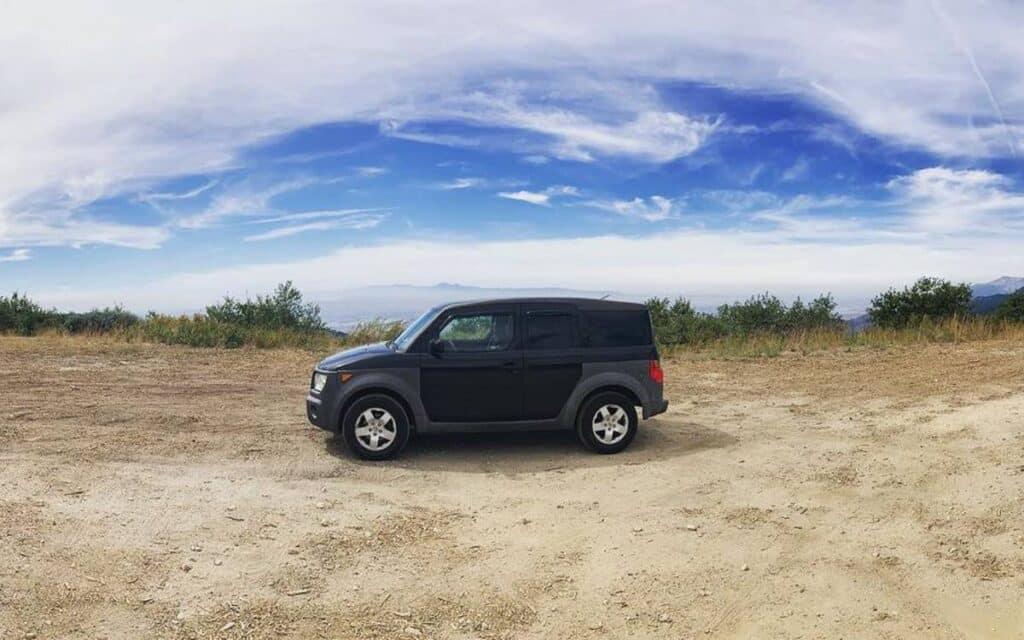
2 336 1023 639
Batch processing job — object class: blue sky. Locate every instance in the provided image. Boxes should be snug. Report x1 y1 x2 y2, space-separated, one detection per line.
2 1 1023 316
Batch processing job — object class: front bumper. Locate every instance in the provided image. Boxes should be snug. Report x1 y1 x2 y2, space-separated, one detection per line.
306 392 330 430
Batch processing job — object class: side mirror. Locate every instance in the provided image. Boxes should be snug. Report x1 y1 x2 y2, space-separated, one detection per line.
429 339 445 356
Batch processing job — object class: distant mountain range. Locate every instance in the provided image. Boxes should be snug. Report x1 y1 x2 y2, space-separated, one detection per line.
970 276 1024 315
971 276 1024 298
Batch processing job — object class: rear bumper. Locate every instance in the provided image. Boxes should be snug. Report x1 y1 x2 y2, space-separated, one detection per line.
643 399 669 419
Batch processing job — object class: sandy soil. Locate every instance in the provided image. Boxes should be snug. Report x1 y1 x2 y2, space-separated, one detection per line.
1 336 1023 639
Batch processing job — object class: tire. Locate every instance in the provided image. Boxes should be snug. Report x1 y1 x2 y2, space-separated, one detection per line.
576 391 638 454
341 394 410 460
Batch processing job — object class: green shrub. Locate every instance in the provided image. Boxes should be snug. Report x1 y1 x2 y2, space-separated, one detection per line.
867 277 972 329
59 307 139 333
994 290 1024 323
206 281 325 332
645 297 726 345
646 292 842 346
0 292 58 336
717 293 843 335
785 294 845 332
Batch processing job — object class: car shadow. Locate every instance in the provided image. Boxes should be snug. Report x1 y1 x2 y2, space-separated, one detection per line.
324 416 737 474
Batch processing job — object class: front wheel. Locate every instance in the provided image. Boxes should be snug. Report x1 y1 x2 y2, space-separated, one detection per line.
341 394 410 460
576 392 638 454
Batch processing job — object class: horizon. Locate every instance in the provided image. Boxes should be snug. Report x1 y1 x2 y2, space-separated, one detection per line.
12 276 1023 330
3 3 1024 310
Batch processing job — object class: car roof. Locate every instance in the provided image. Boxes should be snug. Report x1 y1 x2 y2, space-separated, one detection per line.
437 297 647 312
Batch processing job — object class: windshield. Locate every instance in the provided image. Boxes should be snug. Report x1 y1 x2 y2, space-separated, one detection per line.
390 306 442 351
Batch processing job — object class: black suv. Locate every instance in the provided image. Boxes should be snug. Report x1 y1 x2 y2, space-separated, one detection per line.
306 298 668 459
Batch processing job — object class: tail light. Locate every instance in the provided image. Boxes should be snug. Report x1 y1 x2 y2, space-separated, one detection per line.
648 359 664 384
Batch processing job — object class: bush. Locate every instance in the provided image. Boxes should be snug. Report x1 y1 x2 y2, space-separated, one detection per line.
646 292 843 346
0 292 58 336
645 297 725 345
206 281 325 332
716 293 842 336
994 290 1024 323
785 295 846 332
868 277 972 329
59 307 139 333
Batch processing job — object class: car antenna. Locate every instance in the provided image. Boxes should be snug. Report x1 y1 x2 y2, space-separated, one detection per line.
599 294 610 300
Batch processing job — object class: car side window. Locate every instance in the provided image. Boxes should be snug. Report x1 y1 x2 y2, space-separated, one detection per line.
526 312 574 349
583 310 652 347
437 313 515 352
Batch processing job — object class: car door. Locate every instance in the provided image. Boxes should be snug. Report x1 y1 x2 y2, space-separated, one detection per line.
419 304 524 423
522 304 584 420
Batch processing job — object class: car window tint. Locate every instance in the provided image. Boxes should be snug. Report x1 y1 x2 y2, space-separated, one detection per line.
583 310 651 347
526 313 574 349
437 313 515 351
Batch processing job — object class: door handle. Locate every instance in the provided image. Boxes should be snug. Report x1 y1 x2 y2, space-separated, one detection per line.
501 361 520 371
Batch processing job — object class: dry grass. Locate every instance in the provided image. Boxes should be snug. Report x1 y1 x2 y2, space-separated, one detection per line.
665 316 1024 358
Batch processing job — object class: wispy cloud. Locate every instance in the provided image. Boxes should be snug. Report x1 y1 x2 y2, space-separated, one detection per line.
243 213 385 242
383 90 720 163
497 185 579 207
176 177 317 229
585 195 678 221
379 122 482 148
437 177 487 190
0 208 170 250
780 157 810 182
139 180 219 203
249 208 390 225
0 248 31 262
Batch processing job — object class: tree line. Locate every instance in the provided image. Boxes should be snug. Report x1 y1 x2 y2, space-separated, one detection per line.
3 276 1024 350
647 277 1024 346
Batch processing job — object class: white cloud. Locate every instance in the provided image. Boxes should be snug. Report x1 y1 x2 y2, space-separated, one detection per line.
356 166 388 177
888 167 1024 232
497 185 579 207
586 195 678 221
0 248 31 262
498 190 551 206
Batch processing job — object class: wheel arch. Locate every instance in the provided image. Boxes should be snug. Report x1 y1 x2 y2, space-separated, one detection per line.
339 386 417 430
573 384 642 427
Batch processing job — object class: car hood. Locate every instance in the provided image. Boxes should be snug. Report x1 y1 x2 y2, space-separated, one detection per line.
317 342 392 370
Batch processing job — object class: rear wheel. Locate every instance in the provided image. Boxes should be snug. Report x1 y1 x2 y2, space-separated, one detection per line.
342 394 410 460
576 391 638 454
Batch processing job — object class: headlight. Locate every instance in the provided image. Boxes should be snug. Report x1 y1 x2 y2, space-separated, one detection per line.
312 372 328 392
